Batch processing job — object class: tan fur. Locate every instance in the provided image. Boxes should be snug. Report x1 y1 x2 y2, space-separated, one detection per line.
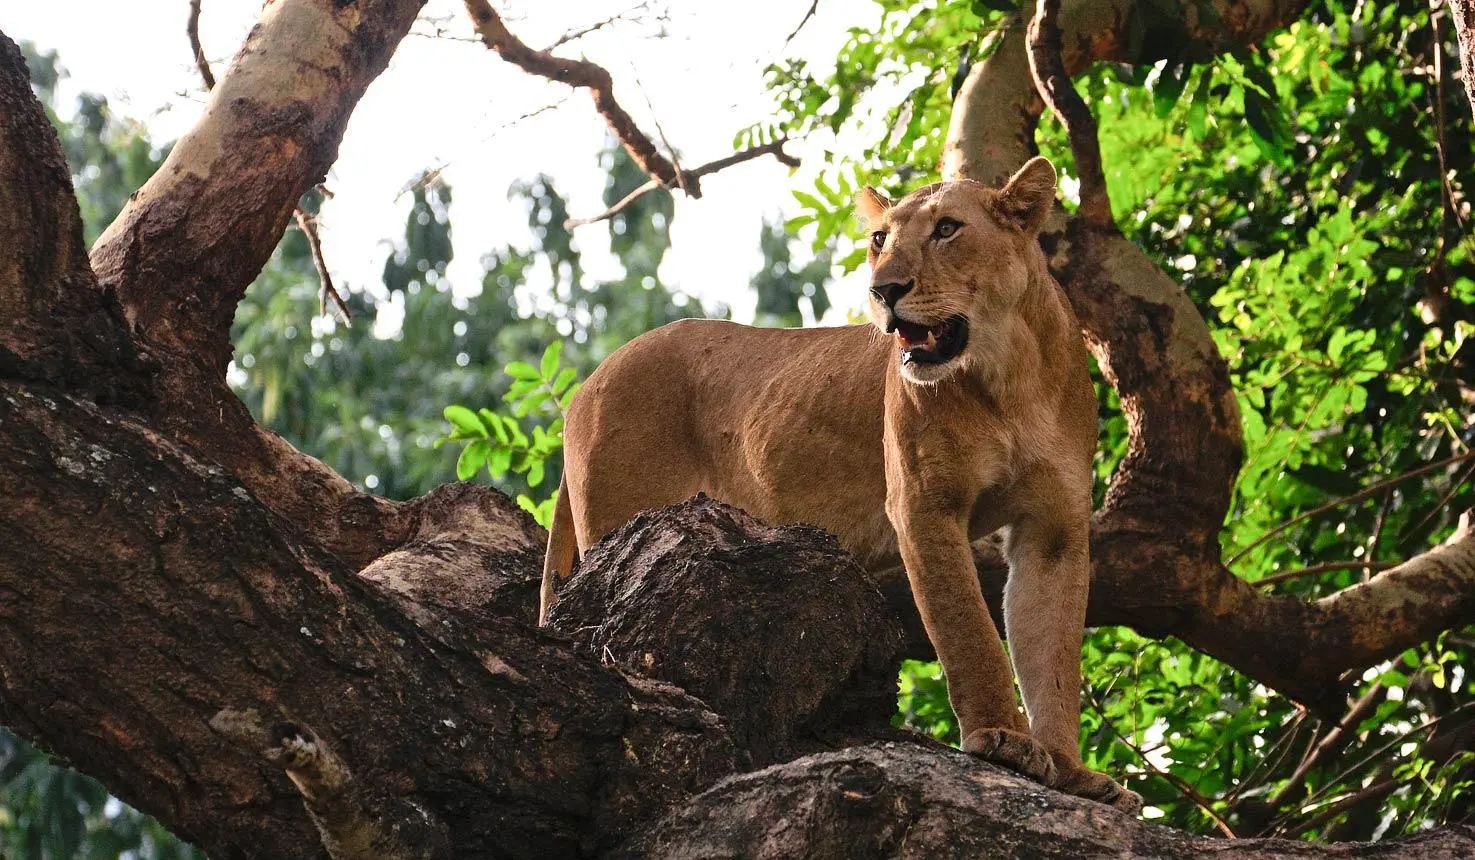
540 158 1139 811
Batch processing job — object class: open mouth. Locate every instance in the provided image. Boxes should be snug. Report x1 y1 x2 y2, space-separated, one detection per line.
887 313 970 366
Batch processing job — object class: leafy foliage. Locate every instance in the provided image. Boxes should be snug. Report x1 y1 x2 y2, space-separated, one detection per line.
442 342 582 526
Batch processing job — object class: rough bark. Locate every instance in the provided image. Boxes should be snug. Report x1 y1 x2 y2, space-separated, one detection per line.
547 495 905 767
0 383 745 859
616 744 1475 860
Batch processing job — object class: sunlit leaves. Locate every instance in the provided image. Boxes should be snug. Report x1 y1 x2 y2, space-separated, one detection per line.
441 342 581 527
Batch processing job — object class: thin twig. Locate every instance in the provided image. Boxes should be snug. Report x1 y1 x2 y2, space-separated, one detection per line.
633 75 691 196
186 0 216 91
564 138 798 229
782 0 821 49
295 209 351 325
1281 778 1399 839
1396 459 1475 548
1269 700 1475 834
1256 560 1398 588
545 2 653 52
1227 449 1475 566
1269 682 1388 810
1026 0 1112 229
463 0 681 189
463 0 800 213
1226 709 1308 805
1085 690 1238 838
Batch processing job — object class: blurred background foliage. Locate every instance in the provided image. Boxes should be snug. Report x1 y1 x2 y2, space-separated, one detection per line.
10 0 1475 852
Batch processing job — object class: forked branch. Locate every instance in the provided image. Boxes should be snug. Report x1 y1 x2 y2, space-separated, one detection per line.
565 138 798 228
1026 0 1112 229
462 0 799 225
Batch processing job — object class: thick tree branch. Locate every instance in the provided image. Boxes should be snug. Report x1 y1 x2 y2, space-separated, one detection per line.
1026 0 1112 229
617 744 1475 859
91 0 427 374
0 384 739 859
0 33 146 399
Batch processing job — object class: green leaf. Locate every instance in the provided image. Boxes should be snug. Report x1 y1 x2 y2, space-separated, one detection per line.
515 389 552 417
552 367 578 395
479 408 510 444
528 459 546 488
505 361 540 381
1187 70 1210 138
793 190 825 212
444 405 485 437
560 384 581 409
506 379 540 400
540 341 563 379
489 445 513 477
456 439 490 480
1153 62 1191 119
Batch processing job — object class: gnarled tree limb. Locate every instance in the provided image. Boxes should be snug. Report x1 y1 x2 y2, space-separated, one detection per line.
91 0 426 374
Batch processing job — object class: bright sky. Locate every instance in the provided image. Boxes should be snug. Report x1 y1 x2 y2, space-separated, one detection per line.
1 0 875 326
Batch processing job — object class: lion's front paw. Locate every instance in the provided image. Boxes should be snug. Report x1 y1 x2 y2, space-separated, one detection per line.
961 727 1057 785
1051 760 1143 814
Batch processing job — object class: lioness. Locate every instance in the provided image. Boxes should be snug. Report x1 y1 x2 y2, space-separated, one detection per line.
540 157 1139 810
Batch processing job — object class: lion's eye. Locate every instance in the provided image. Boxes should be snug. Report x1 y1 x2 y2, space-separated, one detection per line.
933 218 962 240
870 231 888 251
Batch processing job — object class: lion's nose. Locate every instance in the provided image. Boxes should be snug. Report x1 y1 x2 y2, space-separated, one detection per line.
870 280 914 310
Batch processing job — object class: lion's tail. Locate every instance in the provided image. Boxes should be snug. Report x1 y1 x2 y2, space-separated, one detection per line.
538 475 576 626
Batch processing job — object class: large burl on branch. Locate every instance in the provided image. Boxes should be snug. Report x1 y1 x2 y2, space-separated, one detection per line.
5 0 1475 857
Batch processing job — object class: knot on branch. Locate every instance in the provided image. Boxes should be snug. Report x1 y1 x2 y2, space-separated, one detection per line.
360 482 545 629
547 494 904 766
210 709 450 860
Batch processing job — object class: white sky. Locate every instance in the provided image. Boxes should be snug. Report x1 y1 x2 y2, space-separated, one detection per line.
1 0 876 325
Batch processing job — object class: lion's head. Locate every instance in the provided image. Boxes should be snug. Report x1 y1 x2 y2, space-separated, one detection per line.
856 156 1058 385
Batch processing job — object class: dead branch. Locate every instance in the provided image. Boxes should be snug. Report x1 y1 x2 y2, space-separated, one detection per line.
462 0 681 189
186 0 216 90
565 138 798 228
545 1 655 52
295 208 351 324
463 0 800 212
1026 0 1112 229
783 0 821 49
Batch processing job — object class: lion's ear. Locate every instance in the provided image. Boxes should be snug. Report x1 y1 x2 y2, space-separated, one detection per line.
997 156 1057 234
854 186 892 227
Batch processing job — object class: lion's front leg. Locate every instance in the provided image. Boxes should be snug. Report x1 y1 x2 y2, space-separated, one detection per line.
1005 509 1143 813
887 495 1054 785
